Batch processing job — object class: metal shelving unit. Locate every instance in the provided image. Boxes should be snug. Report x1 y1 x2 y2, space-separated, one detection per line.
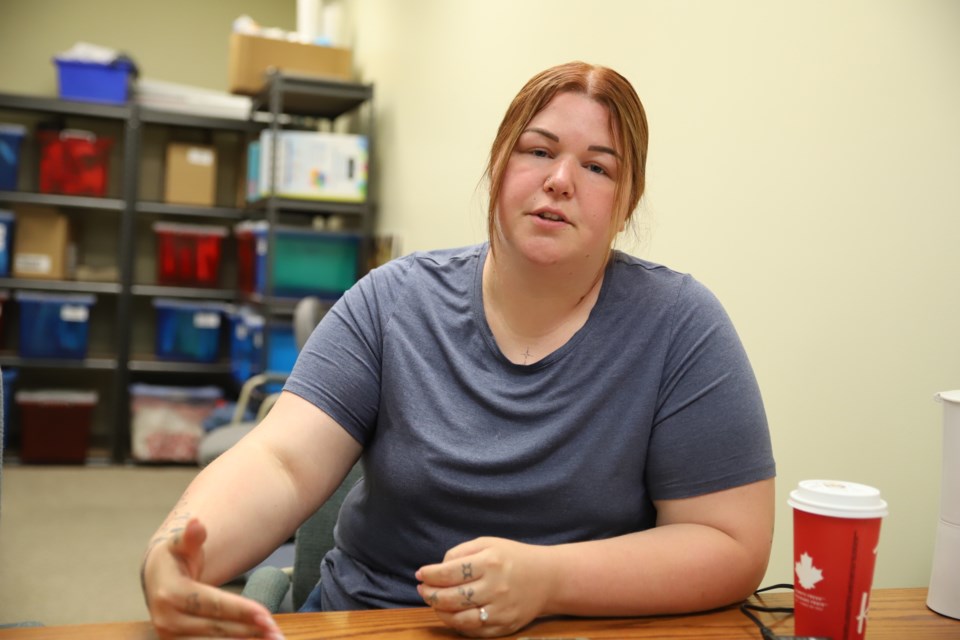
0 77 375 462
249 73 375 361
0 92 264 462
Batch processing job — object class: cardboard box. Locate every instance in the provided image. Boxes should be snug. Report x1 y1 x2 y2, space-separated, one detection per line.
12 205 73 280
164 143 217 206
249 131 367 202
228 32 353 95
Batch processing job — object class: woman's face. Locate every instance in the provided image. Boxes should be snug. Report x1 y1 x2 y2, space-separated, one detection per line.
495 91 622 269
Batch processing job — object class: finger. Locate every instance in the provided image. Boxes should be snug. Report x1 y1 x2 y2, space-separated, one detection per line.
155 611 281 639
417 582 485 612
154 582 277 632
417 556 485 588
443 537 492 561
433 606 505 639
171 517 207 558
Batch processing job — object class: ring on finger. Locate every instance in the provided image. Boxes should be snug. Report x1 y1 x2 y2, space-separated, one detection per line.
479 606 489 624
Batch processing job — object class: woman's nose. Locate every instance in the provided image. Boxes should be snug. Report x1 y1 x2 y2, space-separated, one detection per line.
543 157 575 197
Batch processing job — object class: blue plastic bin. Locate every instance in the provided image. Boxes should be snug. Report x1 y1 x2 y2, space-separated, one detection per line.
2 367 17 449
15 291 96 359
0 210 14 276
0 124 26 190
54 58 133 104
228 307 265 385
154 298 226 363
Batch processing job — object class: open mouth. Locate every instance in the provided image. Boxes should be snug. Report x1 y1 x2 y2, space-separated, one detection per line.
534 210 567 223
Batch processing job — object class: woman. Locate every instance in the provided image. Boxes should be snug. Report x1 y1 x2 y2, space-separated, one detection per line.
142 61 775 639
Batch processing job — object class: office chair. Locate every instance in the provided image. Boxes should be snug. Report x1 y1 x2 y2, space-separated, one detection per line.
196 296 327 467
242 462 362 612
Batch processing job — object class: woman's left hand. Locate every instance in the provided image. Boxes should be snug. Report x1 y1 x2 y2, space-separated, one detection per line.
416 536 554 637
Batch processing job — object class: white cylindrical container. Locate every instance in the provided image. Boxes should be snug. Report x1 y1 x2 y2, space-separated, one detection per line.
928 390 960 619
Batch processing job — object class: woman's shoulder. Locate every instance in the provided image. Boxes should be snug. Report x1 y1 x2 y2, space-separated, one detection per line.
609 251 723 311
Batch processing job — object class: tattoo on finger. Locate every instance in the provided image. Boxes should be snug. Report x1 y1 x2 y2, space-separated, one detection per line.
429 591 440 606
186 592 201 614
462 563 474 580
458 586 476 607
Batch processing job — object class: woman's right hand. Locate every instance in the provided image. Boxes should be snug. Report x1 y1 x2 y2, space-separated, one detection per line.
142 517 284 639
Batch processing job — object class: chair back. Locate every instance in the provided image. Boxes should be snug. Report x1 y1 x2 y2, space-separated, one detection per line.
292 463 363 610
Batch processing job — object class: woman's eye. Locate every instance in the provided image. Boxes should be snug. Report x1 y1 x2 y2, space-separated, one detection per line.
586 163 607 175
531 148 550 158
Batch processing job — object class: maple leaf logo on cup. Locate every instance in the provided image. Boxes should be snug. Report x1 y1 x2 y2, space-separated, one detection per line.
796 552 824 589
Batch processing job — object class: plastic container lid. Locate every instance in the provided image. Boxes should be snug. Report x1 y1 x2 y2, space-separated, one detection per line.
152 221 228 236
935 390 960 405
152 298 227 313
15 390 99 405
788 479 888 519
128 384 223 400
0 123 27 137
14 291 96 305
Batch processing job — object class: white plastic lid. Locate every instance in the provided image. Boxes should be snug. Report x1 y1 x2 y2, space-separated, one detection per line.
152 221 228 236
935 390 960 405
788 479 888 519
16 390 98 405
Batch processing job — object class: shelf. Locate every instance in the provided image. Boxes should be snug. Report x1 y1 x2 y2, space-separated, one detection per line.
250 197 369 217
0 353 118 370
0 278 121 294
135 201 250 220
254 73 373 119
0 190 125 211
128 356 233 374
131 284 238 300
139 107 263 132
0 92 131 120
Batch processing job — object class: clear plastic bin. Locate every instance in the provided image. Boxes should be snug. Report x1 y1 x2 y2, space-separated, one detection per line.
15 291 96 359
153 222 228 288
129 384 222 462
17 390 98 463
154 298 225 362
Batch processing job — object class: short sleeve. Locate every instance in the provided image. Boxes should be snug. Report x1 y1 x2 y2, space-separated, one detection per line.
283 258 412 446
645 276 775 500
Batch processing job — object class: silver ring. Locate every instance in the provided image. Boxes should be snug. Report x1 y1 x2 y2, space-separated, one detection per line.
479 606 489 623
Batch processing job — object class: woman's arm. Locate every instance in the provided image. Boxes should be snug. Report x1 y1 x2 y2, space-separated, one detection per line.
142 391 362 639
417 477 775 637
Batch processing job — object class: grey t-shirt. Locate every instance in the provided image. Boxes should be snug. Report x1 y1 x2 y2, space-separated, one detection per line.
284 243 774 610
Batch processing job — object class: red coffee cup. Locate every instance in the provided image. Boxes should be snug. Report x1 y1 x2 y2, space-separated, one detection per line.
789 480 888 640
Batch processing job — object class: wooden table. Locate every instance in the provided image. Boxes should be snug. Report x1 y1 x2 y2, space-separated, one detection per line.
1 588 955 639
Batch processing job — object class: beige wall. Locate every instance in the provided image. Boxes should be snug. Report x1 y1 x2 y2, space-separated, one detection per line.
348 0 960 591
2 0 959 594
0 0 295 94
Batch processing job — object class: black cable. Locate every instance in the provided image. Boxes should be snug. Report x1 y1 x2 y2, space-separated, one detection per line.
738 583 831 640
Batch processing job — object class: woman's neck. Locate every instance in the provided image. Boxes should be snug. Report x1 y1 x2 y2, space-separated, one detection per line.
482 244 608 363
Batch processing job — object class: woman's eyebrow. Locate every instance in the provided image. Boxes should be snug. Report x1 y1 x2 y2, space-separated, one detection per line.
523 127 621 159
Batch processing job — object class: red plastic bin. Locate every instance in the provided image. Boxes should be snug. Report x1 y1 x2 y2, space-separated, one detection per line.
153 222 228 288
17 390 98 464
38 129 113 197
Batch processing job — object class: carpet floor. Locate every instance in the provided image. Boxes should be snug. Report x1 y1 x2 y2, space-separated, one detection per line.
0 465 199 626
